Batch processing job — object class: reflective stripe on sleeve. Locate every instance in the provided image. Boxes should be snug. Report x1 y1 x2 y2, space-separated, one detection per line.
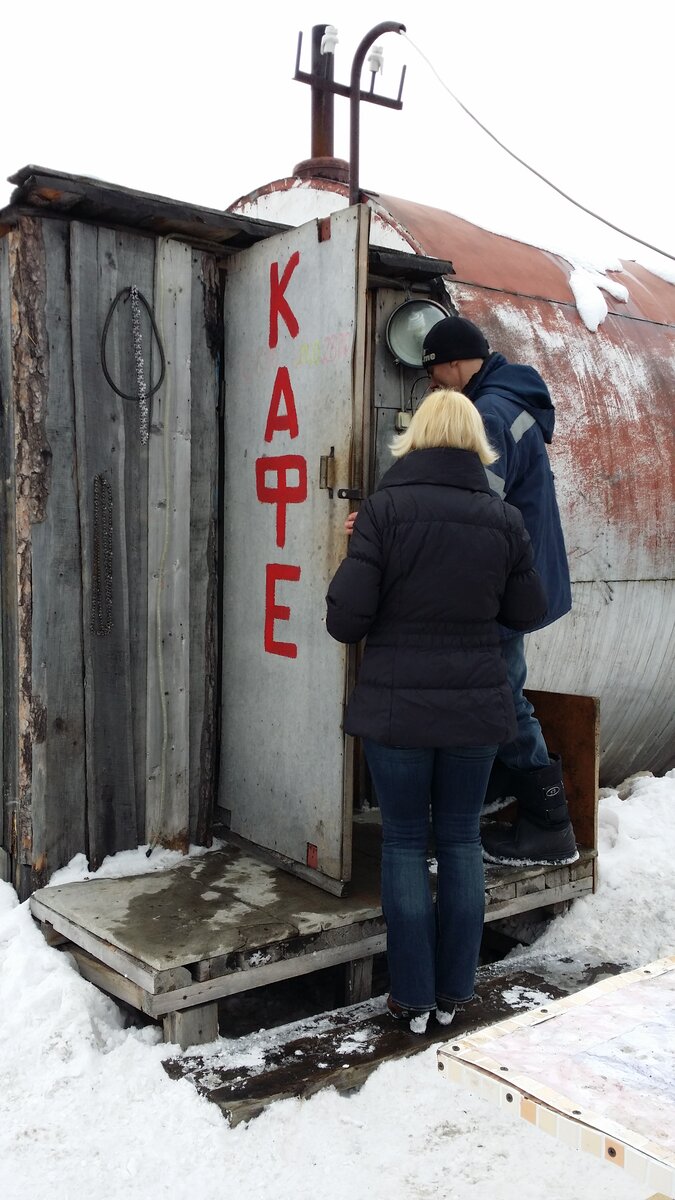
484 468 506 498
510 411 536 443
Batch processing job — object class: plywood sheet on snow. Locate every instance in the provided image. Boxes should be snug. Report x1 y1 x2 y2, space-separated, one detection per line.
439 958 675 1197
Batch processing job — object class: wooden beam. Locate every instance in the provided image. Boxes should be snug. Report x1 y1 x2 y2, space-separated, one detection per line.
145 933 387 1017
5 168 288 252
345 956 374 1005
367 246 455 282
66 944 157 1016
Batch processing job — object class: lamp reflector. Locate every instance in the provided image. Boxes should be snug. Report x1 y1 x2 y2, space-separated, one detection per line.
385 300 447 368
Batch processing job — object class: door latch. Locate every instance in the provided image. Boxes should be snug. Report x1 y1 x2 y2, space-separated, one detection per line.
320 450 362 501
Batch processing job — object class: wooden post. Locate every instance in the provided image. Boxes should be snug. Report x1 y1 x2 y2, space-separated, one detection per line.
163 1003 219 1049
345 956 374 1005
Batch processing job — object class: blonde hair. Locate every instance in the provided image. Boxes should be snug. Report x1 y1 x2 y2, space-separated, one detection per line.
390 388 498 465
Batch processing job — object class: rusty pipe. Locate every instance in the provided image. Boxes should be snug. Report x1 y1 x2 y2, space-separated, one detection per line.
349 22 406 207
311 24 336 159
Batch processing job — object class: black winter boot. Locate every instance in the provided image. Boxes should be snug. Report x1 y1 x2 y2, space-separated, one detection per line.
481 754 579 867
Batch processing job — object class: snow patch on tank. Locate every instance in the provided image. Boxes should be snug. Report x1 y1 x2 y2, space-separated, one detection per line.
568 267 629 332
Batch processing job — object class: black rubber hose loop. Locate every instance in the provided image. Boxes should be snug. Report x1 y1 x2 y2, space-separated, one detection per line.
100 287 166 402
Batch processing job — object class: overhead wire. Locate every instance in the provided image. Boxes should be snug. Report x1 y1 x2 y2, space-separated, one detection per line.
403 33 675 264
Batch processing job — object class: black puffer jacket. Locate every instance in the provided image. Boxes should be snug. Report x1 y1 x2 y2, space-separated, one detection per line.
326 447 547 748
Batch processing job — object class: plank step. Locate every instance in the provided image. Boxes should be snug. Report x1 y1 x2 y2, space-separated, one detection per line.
163 958 624 1126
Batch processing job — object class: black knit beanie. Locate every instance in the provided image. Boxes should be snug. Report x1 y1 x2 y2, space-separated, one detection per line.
422 316 490 366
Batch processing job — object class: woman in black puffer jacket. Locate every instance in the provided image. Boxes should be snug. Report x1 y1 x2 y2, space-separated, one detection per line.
326 388 547 1032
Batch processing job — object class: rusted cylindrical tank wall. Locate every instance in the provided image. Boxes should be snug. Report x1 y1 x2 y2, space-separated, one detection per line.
377 193 674 785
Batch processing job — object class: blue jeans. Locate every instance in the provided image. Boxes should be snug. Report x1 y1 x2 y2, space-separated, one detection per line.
497 634 550 771
363 739 497 1012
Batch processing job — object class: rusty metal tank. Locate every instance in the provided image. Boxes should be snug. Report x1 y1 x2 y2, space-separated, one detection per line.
229 173 675 785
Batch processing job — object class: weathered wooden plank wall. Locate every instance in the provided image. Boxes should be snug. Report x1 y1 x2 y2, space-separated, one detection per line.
71 222 148 864
1 217 68 896
0 233 15 883
145 239 192 850
30 220 87 876
188 252 219 845
0 216 220 893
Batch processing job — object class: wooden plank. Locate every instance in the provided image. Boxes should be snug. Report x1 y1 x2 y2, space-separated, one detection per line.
485 876 593 922
145 933 388 1017
6 168 288 251
70 221 148 864
193 917 387 983
187 251 219 844
101 224 154 848
485 881 516 902
30 894 191 994
145 238 192 851
163 960 623 1122
3 219 55 891
516 875 546 896
28 218 87 882
0 232 15 873
571 856 595 880
163 1003 219 1049
367 246 455 282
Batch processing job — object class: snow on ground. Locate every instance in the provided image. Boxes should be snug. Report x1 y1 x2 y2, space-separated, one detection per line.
1 771 673 1200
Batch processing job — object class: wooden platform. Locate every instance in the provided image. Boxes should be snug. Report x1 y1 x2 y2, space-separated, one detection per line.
30 820 595 1048
162 958 625 1126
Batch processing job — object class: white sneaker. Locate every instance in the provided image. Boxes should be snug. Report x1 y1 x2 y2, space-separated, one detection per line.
435 1006 456 1026
409 1011 431 1034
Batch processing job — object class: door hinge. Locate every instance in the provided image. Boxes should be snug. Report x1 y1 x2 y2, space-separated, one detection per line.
319 447 336 497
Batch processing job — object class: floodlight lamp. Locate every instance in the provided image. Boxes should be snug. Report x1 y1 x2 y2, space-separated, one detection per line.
385 300 448 368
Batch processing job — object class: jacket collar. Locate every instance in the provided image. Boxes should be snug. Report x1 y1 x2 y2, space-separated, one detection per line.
464 352 555 443
377 447 491 493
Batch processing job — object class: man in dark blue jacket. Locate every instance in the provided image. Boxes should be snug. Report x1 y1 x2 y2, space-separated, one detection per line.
422 316 576 867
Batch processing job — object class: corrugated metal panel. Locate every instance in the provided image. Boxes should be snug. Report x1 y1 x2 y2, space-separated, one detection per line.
527 582 674 781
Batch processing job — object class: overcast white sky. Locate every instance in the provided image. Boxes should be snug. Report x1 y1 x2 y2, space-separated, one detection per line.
2 0 673 272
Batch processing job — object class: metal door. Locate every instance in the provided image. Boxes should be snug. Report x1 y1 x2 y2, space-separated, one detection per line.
220 205 370 893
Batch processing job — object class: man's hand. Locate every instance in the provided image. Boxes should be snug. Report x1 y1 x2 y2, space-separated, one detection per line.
344 511 358 536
